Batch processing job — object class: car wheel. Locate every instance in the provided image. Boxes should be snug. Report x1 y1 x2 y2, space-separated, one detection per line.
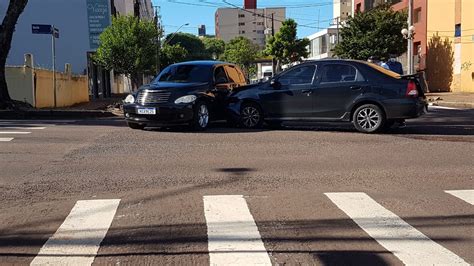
127 122 145 130
353 104 385 133
240 103 263 129
191 101 210 131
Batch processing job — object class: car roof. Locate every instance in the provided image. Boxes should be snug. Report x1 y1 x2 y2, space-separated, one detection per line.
172 60 231 67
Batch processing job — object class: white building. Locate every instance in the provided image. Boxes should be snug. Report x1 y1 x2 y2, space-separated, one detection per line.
305 26 339 60
215 0 285 47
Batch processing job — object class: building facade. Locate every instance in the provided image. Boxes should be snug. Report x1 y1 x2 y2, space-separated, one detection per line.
352 0 473 92
334 0 353 21
215 0 285 47
305 26 339 60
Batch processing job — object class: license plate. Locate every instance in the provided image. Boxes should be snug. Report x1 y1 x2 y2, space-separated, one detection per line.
137 108 156 115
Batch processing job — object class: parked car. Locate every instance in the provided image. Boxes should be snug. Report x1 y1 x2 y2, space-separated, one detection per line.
123 61 247 130
227 59 428 133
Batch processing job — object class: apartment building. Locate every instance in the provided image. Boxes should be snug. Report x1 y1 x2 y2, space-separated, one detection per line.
215 0 286 47
353 0 473 92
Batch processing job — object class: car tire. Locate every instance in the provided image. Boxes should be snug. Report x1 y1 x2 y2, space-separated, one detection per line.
352 104 386 133
190 101 210 131
127 122 145 130
240 102 263 129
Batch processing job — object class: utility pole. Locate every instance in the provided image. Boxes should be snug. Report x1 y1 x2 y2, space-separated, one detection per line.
407 0 414 74
51 25 57 108
271 13 276 75
154 5 162 74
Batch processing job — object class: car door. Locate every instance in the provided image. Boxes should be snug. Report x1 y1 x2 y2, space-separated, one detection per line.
314 63 367 119
259 64 317 119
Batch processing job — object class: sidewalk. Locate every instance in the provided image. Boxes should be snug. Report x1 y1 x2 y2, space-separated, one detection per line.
426 92 474 109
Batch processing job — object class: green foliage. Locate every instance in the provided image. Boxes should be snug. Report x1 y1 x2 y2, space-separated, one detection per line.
222 36 259 74
160 44 188 68
165 33 207 60
264 19 310 67
333 5 407 60
202 37 225 60
95 16 159 79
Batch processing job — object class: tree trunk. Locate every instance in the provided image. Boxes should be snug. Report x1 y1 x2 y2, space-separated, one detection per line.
0 0 29 109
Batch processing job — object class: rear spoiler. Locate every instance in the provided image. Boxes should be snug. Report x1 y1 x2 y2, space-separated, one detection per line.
400 72 428 94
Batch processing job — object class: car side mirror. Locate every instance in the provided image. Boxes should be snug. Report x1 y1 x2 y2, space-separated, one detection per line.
270 79 281 89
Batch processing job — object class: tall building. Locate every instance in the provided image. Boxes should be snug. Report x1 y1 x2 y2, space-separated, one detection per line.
215 0 286 47
198 25 207 37
334 0 353 21
352 0 473 92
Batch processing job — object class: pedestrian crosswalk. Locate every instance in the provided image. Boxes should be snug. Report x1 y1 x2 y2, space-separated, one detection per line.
13 189 474 265
0 124 47 142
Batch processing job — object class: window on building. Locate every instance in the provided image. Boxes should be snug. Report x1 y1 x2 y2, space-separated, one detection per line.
356 3 361 13
321 36 328 55
455 23 462 37
239 22 245 26
414 8 422 23
240 30 246 34
257 30 264 34
238 14 245 18
257 22 264 26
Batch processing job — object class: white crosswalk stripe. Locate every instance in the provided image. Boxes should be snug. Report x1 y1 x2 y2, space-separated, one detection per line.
0 131 31 134
325 192 469 266
203 195 272 266
30 199 120 266
0 137 14 142
445 190 474 205
0 127 46 130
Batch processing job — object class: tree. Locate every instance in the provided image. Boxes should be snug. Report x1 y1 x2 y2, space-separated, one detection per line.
333 5 407 60
265 19 310 71
222 36 259 76
165 33 207 60
0 0 28 109
202 37 225 60
425 34 454 92
94 16 158 89
160 44 188 69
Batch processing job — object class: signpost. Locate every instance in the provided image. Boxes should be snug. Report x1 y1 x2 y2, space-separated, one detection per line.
32 24 59 107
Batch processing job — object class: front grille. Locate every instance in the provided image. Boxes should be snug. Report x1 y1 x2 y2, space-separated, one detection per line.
137 90 171 104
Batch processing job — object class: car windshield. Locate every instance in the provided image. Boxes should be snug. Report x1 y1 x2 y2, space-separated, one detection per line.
154 65 211 83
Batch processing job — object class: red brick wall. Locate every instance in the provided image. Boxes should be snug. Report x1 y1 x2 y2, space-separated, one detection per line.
244 0 256 9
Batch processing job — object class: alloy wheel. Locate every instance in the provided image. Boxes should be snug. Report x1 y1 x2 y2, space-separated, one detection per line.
356 107 381 130
198 104 209 128
242 106 261 128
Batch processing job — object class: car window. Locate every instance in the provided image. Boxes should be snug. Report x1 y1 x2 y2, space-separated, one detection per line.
278 65 316 86
320 64 360 83
225 65 244 84
214 66 229 83
156 65 211 83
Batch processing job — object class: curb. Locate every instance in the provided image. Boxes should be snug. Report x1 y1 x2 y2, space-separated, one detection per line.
430 101 474 109
0 110 117 119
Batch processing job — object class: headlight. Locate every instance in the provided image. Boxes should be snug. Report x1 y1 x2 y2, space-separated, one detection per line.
174 95 197 104
124 94 135 104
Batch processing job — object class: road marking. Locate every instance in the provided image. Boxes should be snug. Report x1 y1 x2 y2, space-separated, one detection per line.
31 199 120 265
203 195 272 266
0 131 31 134
0 138 13 142
0 127 46 130
445 190 474 205
325 192 469 266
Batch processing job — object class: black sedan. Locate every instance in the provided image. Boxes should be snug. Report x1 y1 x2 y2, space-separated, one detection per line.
227 59 428 133
123 61 247 130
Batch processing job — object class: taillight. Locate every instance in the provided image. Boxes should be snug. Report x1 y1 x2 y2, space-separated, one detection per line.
406 80 418 97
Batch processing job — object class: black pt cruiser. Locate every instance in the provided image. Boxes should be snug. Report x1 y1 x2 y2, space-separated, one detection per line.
123 61 247 130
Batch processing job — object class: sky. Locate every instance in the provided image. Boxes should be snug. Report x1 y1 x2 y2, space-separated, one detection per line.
152 0 335 38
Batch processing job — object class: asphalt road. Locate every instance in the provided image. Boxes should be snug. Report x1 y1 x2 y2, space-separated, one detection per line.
0 106 473 265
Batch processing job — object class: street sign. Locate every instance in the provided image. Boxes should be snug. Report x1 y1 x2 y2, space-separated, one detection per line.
32 24 52 34
53 27 59 38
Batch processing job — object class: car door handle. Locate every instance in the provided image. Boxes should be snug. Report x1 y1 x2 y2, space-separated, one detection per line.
301 89 312 94
350 85 362 90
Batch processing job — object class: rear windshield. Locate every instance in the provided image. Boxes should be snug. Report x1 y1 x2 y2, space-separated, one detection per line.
154 65 211 83
361 61 401 79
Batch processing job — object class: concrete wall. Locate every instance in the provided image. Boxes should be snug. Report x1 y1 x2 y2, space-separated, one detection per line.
460 0 474 92
6 55 89 108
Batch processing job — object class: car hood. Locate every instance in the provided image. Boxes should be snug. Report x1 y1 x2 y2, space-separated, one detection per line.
231 83 263 94
140 82 210 92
